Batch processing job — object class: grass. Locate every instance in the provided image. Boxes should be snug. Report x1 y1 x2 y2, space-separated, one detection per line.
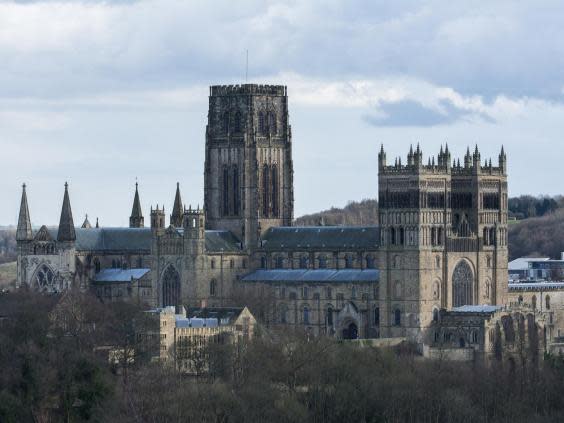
0 261 16 290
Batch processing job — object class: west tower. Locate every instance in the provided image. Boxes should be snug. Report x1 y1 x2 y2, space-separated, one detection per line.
378 145 508 341
204 84 294 248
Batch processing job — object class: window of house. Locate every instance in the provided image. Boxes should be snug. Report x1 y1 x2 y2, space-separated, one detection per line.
373 307 380 326
211 259 216 269
210 280 217 297
432 308 439 323
546 295 551 310
327 307 333 326
302 286 309 299
532 295 537 310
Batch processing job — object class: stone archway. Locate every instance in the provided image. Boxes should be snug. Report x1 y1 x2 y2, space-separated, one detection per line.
452 260 474 307
161 265 181 307
342 322 358 340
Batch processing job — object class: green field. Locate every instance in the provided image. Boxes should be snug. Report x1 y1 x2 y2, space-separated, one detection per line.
0 261 16 289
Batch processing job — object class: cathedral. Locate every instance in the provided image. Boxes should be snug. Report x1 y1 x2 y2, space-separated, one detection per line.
16 84 515 349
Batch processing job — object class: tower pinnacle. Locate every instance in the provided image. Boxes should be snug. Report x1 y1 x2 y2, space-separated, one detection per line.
171 182 184 227
57 182 76 242
130 182 144 228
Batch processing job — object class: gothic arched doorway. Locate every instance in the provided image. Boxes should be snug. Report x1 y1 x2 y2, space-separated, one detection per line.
162 265 181 307
342 322 358 340
452 260 474 307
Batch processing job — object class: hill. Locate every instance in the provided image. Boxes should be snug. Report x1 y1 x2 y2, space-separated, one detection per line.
295 199 378 226
0 261 16 290
508 209 564 260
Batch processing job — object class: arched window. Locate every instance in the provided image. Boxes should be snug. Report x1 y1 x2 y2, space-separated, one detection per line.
275 256 284 269
303 306 310 325
279 305 287 323
230 259 234 269
262 164 270 217
222 166 229 216
137 256 143 268
211 259 216 269
399 227 404 245
318 255 327 269
232 166 239 216
258 112 266 133
271 165 278 217
345 255 353 269
222 111 229 133
299 256 308 269
452 260 474 307
34 264 57 292
260 256 267 269
366 255 375 269
390 228 396 245
302 286 308 299
327 306 333 326
472 331 478 344
518 295 523 305
234 111 242 132
351 286 356 299
94 258 101 273
373 307 380 325
268 111 277 133
394 309 401 326
161 265 181 307
432 308 439 323
546 295 551 310
532 295 537 310
210 279 217 297
436 256 441 269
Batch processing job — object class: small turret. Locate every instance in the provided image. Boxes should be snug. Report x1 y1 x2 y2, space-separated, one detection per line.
378 144 387 170
407 144 414 166
498 145 507 174
57 182 76 242
464 147 471 168
472 145 481 174
81 214 92 229
151 205 165 233
184 205 205 255
170 182 183 227
129 182 144 228
16 183 33 242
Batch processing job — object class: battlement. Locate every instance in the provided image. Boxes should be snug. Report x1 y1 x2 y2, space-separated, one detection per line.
209 84 287 97
378 144 506 176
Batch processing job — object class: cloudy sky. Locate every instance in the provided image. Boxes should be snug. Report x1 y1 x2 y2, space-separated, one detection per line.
2 0 564 226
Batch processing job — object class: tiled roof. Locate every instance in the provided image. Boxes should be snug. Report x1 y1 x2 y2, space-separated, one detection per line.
241 269 379 284
205 230 242 252
261 226 380 250
93 268 150 283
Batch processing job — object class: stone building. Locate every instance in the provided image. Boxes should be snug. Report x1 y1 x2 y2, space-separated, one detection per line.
16 83 513 348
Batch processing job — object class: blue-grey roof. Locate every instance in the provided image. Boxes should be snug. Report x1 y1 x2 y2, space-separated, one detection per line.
205 230 242 252
93 268 150 283
46 227 152 252
261 226 380 250
241 269 379 284
451 305 502 313
175 317 219 328
509 282 564 290
508 257 549 271
43 227 241 253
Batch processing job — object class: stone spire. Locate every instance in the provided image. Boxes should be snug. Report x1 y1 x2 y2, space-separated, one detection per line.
170 182 183 227
57 182 76 242
16 183 33 241
129 182 144 228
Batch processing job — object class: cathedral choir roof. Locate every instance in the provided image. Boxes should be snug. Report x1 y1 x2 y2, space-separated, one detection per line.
261 226 380 250
241 269 379 284
93 268 150 283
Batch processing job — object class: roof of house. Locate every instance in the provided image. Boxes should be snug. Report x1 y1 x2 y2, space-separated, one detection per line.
93 268 150 283
508 257 550 271
241 268 379 284
261 226 380 251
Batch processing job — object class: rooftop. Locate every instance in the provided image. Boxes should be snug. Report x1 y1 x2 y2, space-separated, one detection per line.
261 226 380 251
241 269 379 284
93 268 150 283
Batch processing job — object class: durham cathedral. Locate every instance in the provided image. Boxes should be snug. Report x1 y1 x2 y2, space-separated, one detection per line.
17 84 540 358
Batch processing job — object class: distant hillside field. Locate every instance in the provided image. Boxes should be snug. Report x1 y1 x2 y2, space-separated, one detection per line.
295 199 378 226
508 209 564 260
0 261 16 290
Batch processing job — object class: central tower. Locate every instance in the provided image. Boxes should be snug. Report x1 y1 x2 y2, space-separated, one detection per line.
204 84 294 248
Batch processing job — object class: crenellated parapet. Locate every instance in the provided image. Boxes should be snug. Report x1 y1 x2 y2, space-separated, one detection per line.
210 84 287 96
378 144 507 176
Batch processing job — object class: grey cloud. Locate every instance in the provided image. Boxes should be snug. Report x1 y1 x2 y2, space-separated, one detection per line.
363 99 495 127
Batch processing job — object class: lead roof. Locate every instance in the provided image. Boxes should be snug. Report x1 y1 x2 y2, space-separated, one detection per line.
261 226 380 250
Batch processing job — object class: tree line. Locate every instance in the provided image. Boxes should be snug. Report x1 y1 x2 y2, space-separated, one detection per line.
1 289 564 422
